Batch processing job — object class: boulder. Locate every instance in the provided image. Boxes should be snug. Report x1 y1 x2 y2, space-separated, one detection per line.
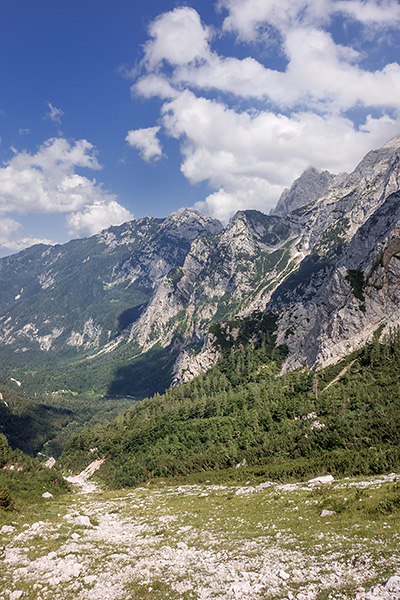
320 509 336 517
74 515 92 527
308 475 334 485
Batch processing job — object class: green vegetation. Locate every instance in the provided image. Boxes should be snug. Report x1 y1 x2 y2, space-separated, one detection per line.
0 434 70 514
0 374 136 458
61 318 400 488
1 474 399 599
346 268 365 303
314 216 350 253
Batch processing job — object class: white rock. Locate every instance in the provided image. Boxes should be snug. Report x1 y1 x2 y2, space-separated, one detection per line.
43 457 56 469
58 560 82 578
10 592 23 600
257 481 275 490
177 541 188 551
83 575 97 585
42 492 53 498
71 533 81 541
74 515 92 527
385 575 400 592
0 525 15 534
231 581 252 594
278 569 290 581
31 521 45 531
235 486 256 495
320 509 336 517
308 475 334 485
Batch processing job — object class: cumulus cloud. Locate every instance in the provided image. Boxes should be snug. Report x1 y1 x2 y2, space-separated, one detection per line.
218 0 400 40
0 219 54 255
67 200 133 237
162 89 399 219
143 7 212 69
128 1 400 220
334 0 400 25
0 137 133 250
0 138 102 214
0 218 22 243
125 126 163 161
218 0 331 39
1 237 55 254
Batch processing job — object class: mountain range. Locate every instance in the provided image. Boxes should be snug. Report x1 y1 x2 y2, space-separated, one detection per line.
0 134 399 399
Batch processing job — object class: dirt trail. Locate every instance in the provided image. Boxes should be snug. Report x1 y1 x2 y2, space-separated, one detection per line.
322 359 356 392
65 457 105 493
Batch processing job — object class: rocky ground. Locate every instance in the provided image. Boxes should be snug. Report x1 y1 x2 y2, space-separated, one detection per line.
1 472 400 600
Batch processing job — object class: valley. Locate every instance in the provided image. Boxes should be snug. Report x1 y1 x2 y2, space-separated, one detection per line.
0 135 400 599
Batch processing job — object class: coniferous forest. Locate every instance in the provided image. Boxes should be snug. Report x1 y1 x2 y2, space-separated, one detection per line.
60 317 400 488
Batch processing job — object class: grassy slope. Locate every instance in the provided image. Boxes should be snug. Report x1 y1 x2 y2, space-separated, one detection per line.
0 434 70 514
60 318 400 488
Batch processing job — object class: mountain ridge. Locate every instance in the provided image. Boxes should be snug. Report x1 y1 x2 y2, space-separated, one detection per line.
0 134 399 396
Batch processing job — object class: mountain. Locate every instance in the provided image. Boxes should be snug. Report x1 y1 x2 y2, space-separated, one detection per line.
269 134 400 370
0 134 399 399
270 166 337 217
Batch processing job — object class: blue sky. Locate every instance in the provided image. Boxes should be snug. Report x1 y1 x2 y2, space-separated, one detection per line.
1 0 400 255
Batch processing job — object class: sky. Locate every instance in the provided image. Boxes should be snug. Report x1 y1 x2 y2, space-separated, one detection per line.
1 0 400 255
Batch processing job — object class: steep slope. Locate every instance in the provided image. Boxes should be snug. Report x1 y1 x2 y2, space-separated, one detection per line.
61 323 400 487
268 135 400 370
0 208 301 395
0 210 222 368
271 167 337 217
131 210 298 352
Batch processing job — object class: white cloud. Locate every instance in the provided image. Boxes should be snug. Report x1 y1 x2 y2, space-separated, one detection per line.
45 102 64 124
133 74 179 100
334 0 400 25
0 138 102 214
0 219 54 255
218 0 331 39
166 26 400 113
1 237 55 254
125 126 163 162
282 28 400 111
143 7 212 69
0 217 21 243
0 137 133 249
161 89 400 218
218 0 400 40
67 200 133 237
129 3 400 220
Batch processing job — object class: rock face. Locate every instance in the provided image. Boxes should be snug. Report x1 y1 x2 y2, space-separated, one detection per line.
270 134 400 371
0 135 400 390
271 167 336 217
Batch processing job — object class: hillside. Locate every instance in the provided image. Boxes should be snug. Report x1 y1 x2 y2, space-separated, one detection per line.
60 322 400 488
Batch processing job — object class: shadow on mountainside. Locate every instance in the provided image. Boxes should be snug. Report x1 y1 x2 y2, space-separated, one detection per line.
107 344 179 400
0 402 73 456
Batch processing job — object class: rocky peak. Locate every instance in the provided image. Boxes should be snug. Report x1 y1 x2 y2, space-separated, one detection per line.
287 134 400 254
160 208 223 241
272 167 336 217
